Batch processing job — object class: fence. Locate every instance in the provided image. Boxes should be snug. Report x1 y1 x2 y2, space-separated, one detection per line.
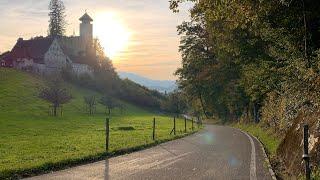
104 116 200 152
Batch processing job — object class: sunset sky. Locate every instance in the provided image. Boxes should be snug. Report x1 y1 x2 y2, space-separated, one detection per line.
0 0 191 80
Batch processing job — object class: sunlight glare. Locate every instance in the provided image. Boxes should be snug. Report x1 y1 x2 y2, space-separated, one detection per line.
94 12 131 60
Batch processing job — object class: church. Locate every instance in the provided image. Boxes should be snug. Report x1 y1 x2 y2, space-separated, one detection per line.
0 13 96 76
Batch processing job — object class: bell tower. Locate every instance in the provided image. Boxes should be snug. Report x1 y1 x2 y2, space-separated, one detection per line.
79 12 93 45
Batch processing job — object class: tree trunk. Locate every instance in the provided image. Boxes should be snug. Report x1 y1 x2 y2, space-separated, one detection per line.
53 105 57 117
198 92 209 119
301 0 309 67
242 106 249 123
253 102 259 123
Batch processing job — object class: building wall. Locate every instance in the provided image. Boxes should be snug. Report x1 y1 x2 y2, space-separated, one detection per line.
44 39 69 69
32 63 46 75
15 58 34 70
58 36 87 56
80 22 93 45
72 63 93 77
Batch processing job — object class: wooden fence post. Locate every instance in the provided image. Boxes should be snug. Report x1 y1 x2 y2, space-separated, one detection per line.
303 124 311 180
192 118 194 131
174 116 176 135
184 118 187 133
106 118 110 152
153 117 156 140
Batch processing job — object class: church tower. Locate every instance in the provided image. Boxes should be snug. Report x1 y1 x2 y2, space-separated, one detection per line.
79 12 93 45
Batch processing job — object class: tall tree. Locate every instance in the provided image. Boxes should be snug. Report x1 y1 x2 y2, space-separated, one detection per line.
171 0 320 123
48 0 67 37
161 90 188 116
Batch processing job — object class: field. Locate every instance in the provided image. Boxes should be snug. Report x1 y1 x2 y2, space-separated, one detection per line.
0 69 197 179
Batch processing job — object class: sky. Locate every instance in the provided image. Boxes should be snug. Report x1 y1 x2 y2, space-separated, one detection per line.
0 0 192 80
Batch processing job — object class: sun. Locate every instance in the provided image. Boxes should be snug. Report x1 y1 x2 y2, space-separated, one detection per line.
93 12 131 60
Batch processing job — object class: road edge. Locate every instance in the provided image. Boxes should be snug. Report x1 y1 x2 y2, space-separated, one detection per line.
251 135 277 180
234 127 277 180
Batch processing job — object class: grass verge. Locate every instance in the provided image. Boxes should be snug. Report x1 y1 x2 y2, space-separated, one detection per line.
1 130 198 180
231 123 281 156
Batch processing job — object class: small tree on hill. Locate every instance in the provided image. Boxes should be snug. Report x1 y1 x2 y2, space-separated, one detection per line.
48 0 67 36
39 78 72 116
99 95 118 115
84 95 96 115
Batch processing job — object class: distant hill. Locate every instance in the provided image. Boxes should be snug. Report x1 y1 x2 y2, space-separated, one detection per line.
118 72 177 93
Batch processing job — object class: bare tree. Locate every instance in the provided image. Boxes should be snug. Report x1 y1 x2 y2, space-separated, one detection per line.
84 95 96 115
48 0 67 36
39 78 72 116
99 95 118 116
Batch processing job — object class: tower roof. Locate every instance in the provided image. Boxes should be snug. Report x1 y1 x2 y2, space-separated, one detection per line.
79 13 93 22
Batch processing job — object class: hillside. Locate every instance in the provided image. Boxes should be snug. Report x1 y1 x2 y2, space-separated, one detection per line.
118 72 177 93
0 68 196 179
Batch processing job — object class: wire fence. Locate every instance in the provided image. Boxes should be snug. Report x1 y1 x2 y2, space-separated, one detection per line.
104 116 202 152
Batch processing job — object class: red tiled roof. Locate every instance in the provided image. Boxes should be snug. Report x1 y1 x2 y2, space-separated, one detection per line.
10 37 54 63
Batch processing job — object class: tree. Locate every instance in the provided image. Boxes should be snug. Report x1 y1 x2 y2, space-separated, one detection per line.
84 95 96 115
48 0 67 36
99 95 118 115
162 90 188 117
39 78 72 116
170 0 320 123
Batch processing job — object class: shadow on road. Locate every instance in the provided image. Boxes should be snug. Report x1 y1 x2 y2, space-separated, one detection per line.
104 159 109 180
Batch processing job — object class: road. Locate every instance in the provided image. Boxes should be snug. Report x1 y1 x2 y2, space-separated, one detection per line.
26 125 273 180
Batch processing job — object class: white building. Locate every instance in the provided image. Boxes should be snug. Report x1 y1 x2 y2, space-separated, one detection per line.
2 13 96 77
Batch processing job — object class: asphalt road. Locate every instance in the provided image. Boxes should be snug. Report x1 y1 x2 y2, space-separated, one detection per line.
26 125 273 180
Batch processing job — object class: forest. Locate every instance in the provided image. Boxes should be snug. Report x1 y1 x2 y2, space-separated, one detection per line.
170 0 320 178
170 0 320 132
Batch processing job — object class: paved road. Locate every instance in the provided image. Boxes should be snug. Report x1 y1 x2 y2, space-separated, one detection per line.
26 125 273 180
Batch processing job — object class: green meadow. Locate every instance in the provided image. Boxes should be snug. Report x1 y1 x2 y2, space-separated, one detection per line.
0 69 197 179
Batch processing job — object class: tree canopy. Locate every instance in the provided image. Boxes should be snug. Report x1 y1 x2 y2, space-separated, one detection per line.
48 0 67 36
39 78 72 116
171 0 320 124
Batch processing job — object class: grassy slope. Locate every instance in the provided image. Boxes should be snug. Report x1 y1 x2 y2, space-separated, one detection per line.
0 69 196 178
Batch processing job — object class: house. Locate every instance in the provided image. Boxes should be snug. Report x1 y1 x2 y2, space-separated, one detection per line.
0 51 12 67
2 13 96 76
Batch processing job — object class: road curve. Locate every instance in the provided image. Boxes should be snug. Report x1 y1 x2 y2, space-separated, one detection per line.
26 125 273 180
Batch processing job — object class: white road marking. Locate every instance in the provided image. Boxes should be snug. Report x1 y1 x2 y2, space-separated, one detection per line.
242 131 257 180
251 136 277 180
